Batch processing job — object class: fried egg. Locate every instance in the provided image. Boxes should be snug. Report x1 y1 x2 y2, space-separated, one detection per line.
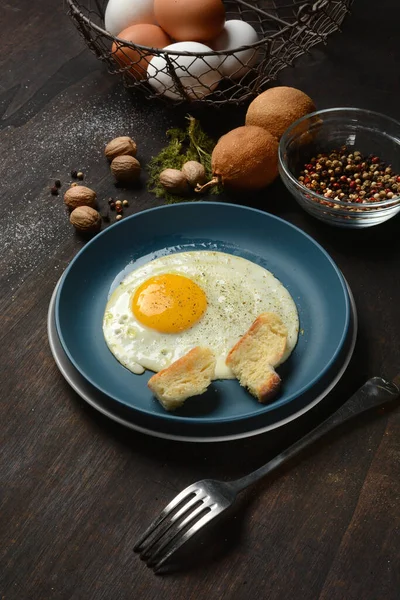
102 251 299 379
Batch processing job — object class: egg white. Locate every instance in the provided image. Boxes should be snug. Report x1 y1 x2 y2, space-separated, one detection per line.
102 251 299 379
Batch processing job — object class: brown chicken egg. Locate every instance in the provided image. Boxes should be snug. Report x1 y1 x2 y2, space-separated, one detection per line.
112 24 172 80
154 0 225 42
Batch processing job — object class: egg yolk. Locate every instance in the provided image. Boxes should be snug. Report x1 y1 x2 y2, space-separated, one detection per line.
131 274 207 333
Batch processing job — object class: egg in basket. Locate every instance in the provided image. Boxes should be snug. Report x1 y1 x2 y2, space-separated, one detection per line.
67 0 352 105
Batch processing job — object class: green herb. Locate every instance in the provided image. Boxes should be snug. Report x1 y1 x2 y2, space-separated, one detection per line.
147 115 222 203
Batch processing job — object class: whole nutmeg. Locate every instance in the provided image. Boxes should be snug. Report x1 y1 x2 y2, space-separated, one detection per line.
70 206 101 233
105 136 137 161
64 185 96 210
111 155 141 183
159 169 190 195
181 161 206 187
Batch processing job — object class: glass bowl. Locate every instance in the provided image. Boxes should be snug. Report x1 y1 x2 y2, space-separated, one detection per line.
278 108 400 228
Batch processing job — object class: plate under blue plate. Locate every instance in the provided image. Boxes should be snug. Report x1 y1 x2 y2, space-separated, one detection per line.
55 202 350 430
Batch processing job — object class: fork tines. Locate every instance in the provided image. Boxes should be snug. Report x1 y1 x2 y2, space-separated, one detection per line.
134 482 221 572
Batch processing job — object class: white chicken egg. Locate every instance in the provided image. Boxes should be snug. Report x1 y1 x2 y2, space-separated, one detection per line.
211 20 259 79
105 0 157 37
103 251 299 379
147 42 221 100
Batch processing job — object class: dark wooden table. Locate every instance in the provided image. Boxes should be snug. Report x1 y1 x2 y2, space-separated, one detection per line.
1 1 400 599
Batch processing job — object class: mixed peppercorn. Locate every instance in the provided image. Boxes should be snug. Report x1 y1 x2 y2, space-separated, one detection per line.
108 196 129 219
71 170 84 180
298 146 400 207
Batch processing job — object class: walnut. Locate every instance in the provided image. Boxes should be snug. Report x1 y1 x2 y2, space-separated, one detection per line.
64 185 96 210
159 169 190 194
105 136 137 161
70 206 101 233
110 155 141 183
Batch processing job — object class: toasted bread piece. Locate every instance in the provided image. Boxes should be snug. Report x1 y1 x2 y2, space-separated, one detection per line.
226 312 288 403
148 346 216 411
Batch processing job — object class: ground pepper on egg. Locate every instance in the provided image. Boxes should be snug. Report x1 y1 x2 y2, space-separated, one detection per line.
102 251 299 380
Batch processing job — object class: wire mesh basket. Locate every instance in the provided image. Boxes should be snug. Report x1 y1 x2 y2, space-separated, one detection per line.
66 0 353 106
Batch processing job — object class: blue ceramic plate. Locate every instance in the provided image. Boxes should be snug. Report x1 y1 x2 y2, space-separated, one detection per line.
55 202 350 432
49 278 357 442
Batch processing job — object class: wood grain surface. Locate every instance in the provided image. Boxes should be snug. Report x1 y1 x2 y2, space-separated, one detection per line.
1 1 399 599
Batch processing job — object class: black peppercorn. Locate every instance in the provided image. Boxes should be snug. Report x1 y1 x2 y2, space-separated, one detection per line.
71 170 78 179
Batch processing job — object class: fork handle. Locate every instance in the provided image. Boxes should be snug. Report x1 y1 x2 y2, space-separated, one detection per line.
232 376 400 493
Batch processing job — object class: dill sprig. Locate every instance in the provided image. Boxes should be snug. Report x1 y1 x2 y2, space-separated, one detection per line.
147 115 222 203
